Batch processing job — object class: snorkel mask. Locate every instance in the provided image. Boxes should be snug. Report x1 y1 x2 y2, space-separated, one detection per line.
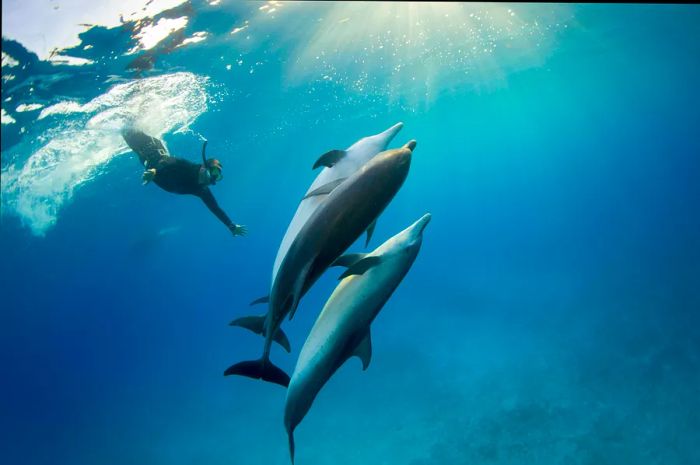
200 140 223 185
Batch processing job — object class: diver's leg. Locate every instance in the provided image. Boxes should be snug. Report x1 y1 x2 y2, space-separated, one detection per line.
121 128 169 168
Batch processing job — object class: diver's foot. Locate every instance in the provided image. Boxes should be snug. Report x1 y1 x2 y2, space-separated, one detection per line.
142 168 157 185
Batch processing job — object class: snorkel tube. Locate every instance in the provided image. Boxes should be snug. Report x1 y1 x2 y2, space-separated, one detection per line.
200 140 214 185
200 140 223 185
201 140 208 165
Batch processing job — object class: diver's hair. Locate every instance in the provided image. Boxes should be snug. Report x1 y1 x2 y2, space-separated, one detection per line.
205 159 221 168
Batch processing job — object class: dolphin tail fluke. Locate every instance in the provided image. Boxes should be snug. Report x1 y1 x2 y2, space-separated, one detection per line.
229 315 291 352
288 429 295 465
224 358 290 387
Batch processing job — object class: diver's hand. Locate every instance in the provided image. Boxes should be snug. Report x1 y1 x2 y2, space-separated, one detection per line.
229 224 247 237
142 168 157 185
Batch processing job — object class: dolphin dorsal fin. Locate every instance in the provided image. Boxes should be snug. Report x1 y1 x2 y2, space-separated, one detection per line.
302 178 346 200
338 256 382 280
313 149 347 169
352 329 372 370
331 253 367 268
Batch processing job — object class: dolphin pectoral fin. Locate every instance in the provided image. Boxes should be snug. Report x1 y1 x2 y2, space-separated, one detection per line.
302 178 347 200
312 149 346 169
224 358 290 387
352 329 372 370
274 329 291 353
288 302 300 320
250 295 269 305
229 315 266 330
365 220 377 247
229 315 291 352
338 256 382 280
288 261 314 321
331 253 367 268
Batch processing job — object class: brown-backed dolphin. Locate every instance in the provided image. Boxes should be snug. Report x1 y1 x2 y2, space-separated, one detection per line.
272 122 405 283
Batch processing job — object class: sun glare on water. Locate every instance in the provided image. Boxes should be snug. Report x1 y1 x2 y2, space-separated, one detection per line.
246 2 574 106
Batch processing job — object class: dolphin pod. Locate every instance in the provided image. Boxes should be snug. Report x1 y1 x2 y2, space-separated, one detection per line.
226 123 430 464
284 213 431 463
226 138 416 387
229 123 406 354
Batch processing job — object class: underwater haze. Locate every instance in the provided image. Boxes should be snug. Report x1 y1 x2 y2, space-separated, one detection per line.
2 2 700 464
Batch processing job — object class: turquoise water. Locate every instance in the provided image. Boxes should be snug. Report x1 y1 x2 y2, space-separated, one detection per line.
2 2 699 464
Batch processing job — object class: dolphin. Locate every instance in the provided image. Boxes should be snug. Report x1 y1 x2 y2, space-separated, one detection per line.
284 213 431 463
271 122 405 284
128 225 181 256
226 141 417 387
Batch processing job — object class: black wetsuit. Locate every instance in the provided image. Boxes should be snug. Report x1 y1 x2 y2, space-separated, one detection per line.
122 128 235 231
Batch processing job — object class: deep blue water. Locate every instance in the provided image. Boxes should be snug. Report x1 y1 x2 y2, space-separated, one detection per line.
2 3 699 464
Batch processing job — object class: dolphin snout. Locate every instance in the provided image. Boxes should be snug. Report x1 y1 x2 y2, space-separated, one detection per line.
395 140 416 167
395 146 412 167
414 213 431 234
379 122 404 144
403 213 431 244
374 140 414 170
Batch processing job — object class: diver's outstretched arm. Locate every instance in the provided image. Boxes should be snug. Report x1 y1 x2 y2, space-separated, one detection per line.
199 188 247 236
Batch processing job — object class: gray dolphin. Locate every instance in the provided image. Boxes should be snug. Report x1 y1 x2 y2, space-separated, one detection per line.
284 213 431 463
272 122 405 284
226 141 417 387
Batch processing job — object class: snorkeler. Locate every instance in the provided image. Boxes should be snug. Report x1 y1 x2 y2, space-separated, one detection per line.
121 127 247 237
